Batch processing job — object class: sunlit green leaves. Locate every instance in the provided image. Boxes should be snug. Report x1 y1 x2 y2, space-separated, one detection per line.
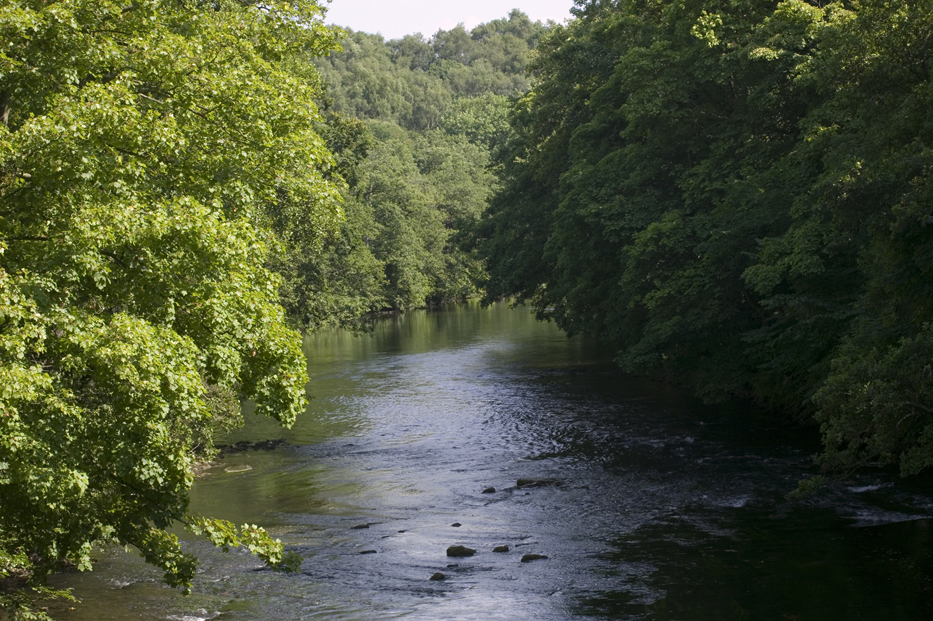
187 516 300 573
1 0 340 614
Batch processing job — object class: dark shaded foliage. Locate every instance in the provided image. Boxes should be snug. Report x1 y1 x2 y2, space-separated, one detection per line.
479 0 933 476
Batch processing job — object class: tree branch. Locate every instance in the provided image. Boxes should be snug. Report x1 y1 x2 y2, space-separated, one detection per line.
905 401 933 414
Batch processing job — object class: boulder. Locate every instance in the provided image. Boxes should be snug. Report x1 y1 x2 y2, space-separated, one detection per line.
446 545 476 557
430 572 445 581
493 545 509 553
520 553 548 562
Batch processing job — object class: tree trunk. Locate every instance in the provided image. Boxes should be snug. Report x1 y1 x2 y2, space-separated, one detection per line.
0 90 9 126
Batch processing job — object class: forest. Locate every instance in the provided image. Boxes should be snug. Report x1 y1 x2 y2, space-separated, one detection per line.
478 0 933 485
281 9 548 328
2 0 933 618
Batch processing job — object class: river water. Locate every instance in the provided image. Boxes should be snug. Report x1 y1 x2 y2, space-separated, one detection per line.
48 303 933 620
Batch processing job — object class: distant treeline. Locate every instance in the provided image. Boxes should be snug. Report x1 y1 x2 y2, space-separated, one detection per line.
282 11 551 328
477 0 933 479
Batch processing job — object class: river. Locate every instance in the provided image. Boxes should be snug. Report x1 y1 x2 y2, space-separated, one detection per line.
48 302 933 620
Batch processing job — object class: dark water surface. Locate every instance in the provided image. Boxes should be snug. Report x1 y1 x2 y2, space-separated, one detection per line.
49 303 933 620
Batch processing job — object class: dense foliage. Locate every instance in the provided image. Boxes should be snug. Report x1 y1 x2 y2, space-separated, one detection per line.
10 0 930 614
479 0 933 478
0 0 338 615
285 11 550 319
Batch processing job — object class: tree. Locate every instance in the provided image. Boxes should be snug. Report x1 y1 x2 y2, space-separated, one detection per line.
439 93 511 149
355 121 491 308
433 24 474 64
273 110 388 330
310 15 546 312
479 0 933 477
783 0 933 477
0 0 341 616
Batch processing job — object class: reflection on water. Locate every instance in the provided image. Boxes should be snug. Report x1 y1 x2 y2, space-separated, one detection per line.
49 302 933 620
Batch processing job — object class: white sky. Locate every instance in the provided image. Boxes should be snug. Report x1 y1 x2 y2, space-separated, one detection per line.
322 0 576 40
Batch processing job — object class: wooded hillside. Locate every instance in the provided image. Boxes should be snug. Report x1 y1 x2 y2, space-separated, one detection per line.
284 11 550 326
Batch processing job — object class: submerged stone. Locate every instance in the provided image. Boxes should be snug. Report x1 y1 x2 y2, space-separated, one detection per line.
446 545 476 557
520 554 548 562
482 487 496 493
493 545 509 553
430 572 446 581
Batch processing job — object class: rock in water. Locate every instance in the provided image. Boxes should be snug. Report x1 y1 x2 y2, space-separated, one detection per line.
430 572 445 581
451 522 462 527
493 545 509 553
446 545 476 557
482 487 496 494
521 553 548 562
359 550 377 555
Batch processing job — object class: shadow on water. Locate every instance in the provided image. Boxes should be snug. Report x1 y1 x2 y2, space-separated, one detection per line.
578 511 933 621
46 302 933 620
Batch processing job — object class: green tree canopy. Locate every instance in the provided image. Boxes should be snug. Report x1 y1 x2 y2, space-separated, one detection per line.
479 0 933 478
316 13 549 131
0 0 341 614
296 13 547 314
